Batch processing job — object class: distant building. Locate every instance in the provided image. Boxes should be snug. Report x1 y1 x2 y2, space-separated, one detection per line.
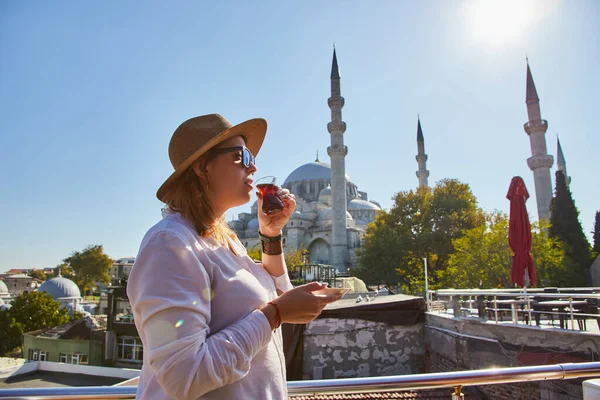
110 257 135 282
103 286 142 369
5 269 30 275
22 316 107 366
230 50 382 273
3 274 34 295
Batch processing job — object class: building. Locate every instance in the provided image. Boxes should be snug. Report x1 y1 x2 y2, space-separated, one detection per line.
103 286 143 369
231 49 382 272
2 274 35 295
37 273 83 315
22 316 107 366
110 257 135 281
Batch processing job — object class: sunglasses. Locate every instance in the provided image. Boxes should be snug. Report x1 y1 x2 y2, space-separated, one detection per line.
207 146 256 168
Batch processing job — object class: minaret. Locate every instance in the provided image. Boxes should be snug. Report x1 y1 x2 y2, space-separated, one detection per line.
415 117 429 190
327 47 349 272
556 137 571 186
524 61 554 221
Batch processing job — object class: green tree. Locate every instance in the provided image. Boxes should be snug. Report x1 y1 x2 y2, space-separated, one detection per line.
63 245 112 296
0 291 70 356
549 171 593 286
355 179 485 294
440 213 570 288
440 212 512 288
593 210 600 256
284 247 309 271
247 247 262 261
246 245 308 273
54 263 75 279
28 270 47 281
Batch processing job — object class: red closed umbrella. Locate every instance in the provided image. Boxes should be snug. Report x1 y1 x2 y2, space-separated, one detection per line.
506 176 536 287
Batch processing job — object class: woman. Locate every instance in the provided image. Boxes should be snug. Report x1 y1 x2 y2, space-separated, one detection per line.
127 114 341 399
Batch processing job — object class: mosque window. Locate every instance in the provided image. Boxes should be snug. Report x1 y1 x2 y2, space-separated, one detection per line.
283 238 286 244
291 222 294 226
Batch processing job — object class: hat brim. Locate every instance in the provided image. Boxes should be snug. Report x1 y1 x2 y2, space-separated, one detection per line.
156 118 267 202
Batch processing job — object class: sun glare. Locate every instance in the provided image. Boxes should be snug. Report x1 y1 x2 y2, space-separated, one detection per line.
465 0 558 46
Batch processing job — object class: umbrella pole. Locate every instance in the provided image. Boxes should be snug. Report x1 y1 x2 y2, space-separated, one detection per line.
523 271 532 325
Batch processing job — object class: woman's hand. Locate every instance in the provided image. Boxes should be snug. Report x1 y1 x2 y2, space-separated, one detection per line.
256 186 296 237
271 282 342 324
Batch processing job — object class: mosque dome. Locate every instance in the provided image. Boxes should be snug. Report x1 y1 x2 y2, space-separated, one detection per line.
290 211 311 220
247 218 260 230
318 185 332 206
0 280 8 296
370 200 382 209
348 199 381 211
317 208 353 222
283 162 352 185
38 276 81 299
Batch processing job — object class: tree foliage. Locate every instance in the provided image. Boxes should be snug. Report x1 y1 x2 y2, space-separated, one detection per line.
63 245 112 295
247 245 308 273
440 213 570 288
0 291 70 356
54 263 75 280
549 171 593 286
28 270 47 281
355 179 484 294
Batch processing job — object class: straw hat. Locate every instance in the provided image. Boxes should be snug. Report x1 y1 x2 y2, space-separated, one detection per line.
156 114 267 202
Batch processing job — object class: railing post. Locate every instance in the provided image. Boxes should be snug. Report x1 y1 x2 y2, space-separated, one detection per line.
569 296 574 330
494 296 498 323
451 385 464 399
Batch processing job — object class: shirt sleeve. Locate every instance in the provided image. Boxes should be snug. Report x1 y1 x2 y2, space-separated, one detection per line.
273 271 294 293
127 230 272 400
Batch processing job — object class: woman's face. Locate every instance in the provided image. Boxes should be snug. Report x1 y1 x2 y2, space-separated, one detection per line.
200 135 257 216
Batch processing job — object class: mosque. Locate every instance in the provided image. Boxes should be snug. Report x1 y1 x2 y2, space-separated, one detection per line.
231 50 567 274
37 272 85 315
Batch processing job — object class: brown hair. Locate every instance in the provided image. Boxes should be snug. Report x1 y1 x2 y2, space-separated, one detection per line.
161 156 240 253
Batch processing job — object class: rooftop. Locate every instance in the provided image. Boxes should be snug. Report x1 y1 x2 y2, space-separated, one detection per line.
24 315 108 340
289 388 482 399
0 371 124 388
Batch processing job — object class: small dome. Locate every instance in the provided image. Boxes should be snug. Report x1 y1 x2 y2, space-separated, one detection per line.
319 186 331 196
247 218 259 230
38 276 81 299
318 186 332 206
348 199 381 211
283 162 352 185
370 200 382 208
0 280 8 295
290 211 311 220
317 208 353 221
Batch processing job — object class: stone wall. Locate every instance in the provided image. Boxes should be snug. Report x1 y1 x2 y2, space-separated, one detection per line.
425 313 597 399
302 317 425 379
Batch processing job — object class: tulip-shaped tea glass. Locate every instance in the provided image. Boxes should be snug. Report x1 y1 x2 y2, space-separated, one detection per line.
255 176 284 215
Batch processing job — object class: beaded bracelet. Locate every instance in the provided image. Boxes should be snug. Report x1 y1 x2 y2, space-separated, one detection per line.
267 301 281 329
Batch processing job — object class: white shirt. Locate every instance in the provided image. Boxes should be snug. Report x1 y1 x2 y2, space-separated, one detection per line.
127 210 293 399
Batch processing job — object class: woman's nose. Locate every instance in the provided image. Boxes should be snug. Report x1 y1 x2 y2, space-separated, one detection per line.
247 161 257 173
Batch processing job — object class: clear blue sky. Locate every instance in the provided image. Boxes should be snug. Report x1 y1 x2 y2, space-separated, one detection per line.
1 1 598 272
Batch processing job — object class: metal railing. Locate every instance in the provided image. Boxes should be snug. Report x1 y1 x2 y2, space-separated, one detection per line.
1 362 600 399
428 288 600 331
